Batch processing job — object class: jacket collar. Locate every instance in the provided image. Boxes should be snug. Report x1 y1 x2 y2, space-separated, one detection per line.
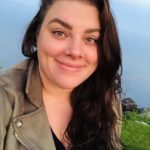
13 105 56 150
13 59 56 150
25 60 43 108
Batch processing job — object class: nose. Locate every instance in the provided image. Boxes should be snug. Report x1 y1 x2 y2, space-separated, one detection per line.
64 37 83 58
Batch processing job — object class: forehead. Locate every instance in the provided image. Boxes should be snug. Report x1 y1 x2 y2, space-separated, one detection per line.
52 0 94 5
43 0 100 28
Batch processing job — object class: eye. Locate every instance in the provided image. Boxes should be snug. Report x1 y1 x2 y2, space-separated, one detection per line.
52 30 67 39
85 37 98 46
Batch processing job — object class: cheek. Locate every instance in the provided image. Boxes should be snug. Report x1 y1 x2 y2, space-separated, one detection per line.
85 48 98 65
37 33 66 56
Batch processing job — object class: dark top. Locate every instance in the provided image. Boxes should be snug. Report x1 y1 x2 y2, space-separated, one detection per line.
51 129 65 150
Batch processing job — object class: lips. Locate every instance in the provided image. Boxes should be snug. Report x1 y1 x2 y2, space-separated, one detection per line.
55 59 85 72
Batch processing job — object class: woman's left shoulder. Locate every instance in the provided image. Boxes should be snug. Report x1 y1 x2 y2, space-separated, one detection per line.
112 95 122 136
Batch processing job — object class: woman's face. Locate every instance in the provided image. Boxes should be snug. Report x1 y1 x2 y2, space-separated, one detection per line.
37 0 100 90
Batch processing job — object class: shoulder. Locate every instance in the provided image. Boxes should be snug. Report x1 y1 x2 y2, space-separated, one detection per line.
0 59 33 125
0 59 30 80
0 59 32 106
112 95 122 136
0 86 13 126
0 59 31 91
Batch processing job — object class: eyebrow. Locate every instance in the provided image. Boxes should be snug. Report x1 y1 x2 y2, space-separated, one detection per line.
48 18 100 33
85 28 101 34
48 18 72 30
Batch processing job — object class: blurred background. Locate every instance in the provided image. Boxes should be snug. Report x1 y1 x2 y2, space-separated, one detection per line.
0 0 150 108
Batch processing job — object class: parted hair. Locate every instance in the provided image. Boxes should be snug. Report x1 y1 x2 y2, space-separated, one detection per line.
22 0 122 149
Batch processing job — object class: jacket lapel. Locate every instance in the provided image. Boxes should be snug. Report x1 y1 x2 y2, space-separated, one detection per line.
13 105 56 150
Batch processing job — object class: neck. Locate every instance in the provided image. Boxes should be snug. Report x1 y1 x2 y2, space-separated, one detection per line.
39 69 72 104
43 86 71 105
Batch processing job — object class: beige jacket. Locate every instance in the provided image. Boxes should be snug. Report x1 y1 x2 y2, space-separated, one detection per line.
0 59 122 150
0 59 56 150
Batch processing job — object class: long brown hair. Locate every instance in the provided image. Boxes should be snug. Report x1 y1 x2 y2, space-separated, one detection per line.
22 0 122 149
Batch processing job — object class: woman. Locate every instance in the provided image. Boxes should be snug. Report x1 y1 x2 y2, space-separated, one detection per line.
0 0 122 149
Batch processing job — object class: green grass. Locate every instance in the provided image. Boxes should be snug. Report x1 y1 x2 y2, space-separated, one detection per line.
121 111 150 150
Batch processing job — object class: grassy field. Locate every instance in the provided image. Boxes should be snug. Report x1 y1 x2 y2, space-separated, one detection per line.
121 111 150 150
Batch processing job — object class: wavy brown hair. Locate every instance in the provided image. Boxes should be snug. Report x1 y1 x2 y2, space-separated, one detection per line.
22 0 122 149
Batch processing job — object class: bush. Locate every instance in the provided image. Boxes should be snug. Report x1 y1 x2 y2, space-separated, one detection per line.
121 111 150 150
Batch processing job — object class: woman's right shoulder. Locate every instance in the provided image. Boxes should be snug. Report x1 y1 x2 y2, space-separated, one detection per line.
0 58 31 84
0 85 13 118
0 59 31 107
0 59 32 126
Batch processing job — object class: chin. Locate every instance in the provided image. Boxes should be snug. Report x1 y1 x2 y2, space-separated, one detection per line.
58 81 83 90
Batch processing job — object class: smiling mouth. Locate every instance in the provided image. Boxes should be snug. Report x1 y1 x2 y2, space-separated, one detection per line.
56 60 85 72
